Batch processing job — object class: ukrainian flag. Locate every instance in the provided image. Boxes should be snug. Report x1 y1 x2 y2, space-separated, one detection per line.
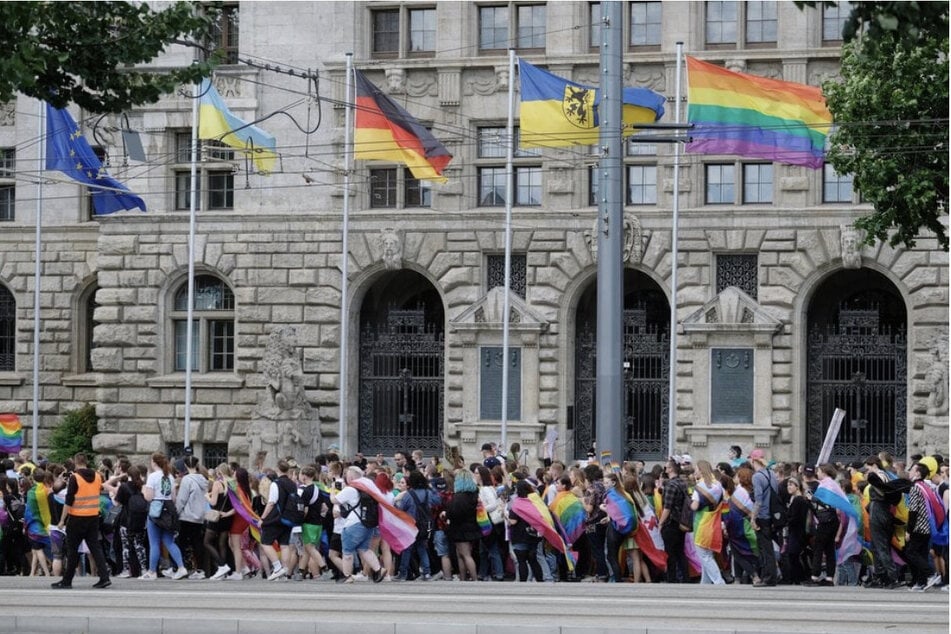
518 59 666 148
198 79 277 173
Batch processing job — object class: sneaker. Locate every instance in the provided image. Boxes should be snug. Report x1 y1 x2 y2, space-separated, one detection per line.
225 571 244 581
353 572 369 582
885 580 905 590
92 579 112 589
161 568 175 579
372 568 386 583
139 571 157 581
117 570 132 579
430 571 443 581
172 568 189 580
924 573 941 590
908 584 925 592
421 574 432 581
336 575 354 584
267 565 287 581
188 570 206 580
210 565 231 581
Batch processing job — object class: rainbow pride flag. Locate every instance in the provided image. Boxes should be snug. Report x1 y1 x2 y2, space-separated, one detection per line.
350 478 418 554
25 482 51 546
227 479 262 543
686 56 832 169
476 501 493 537
512 492 575 571
691 481 724 552
604 488 638 535
0 414 22 454
549 490 586 545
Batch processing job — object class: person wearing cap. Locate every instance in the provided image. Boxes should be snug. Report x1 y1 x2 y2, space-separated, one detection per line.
482 443 501 470
749 449 779 587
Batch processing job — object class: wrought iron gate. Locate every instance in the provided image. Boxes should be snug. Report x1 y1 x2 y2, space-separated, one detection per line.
575 304 669 460
807 301 906 462
358 306 444 455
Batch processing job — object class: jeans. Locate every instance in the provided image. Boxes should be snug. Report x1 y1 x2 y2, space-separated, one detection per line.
754 519 777 584
696 544 724 584
605 525 624 582
147 517 184 572
399 536 431 578
478 524 504 580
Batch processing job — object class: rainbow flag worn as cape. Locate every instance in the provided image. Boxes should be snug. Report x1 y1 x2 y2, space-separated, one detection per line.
350 478 418 554
549 491 586 545
917 481 948 547
0 414 22 454
632 498 667 571
25 483 51 545
512 492 575 571
724 487 758 557
476 501 493 537
227 479 262 543
691 481 724 552
814 477 861 564
604 488 638 535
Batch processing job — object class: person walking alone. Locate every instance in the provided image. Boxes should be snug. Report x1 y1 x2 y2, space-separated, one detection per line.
51 452 111 589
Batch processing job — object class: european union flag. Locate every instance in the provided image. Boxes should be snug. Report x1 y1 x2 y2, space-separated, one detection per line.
45 104 146 215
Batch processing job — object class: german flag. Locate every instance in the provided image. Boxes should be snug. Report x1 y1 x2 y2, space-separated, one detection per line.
354 69 452 182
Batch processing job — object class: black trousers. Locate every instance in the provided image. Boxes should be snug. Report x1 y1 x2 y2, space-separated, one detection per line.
62 515 109 585
869 501 898 582
810 520 839 578
904 533 934 586
661 523 689 583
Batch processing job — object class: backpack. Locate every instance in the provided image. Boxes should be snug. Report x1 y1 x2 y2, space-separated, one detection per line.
678 490 695 532
358 491 379 529
127 491 148 532
409 490 432 539
278 478 306 528
767 474 787 530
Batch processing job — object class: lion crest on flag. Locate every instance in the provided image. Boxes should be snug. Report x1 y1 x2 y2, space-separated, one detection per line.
562 85 596 129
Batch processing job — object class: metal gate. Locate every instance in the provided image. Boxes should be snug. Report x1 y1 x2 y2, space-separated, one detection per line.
575 303 669 461
807 300 906 463
358 306 444 455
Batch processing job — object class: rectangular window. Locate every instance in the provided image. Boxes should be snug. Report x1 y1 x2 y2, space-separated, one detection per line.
823 0 851 42
705 0 737 45
480 5 509 50
0 288 14 371
589 166 599 206
0 149 14 222
202 443 229 469
627 165 657 205
706 163 735 204
745 0 777 44
207 170 234 209
479 167 507 206
209 320 235 371
173 134 234 211
516 4 546 49
174 320 199 371
480 347 521 420
716 253 759 299
372 9 400 55
823 164 854 203
404 169 432 208
742 163 773 204
589 2 601 48
515 166 542 205
487 253 527 298
370 168 398 208
630 1 662 47
409 8 436 53
213 4 239 64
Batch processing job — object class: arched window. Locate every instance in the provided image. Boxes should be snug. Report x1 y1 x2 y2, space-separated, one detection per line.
171 275 235 372
0 286 13 371
77 282 99 373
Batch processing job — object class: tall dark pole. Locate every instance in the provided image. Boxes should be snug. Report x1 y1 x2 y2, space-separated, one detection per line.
595 1 624 464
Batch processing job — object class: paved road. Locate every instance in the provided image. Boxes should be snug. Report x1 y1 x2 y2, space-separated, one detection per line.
0 576 947 634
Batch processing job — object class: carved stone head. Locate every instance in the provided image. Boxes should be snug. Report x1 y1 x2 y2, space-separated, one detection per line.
380 228 404 270
840 225 862 269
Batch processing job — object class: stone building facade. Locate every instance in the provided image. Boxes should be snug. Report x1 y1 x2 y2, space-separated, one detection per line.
0 1 946 467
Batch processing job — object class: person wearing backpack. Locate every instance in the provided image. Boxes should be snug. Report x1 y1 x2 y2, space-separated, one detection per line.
658 459 690 583
749 449 779 587
395 469 439 581
332 465 386 584
114 465 148 578
259 459 300 581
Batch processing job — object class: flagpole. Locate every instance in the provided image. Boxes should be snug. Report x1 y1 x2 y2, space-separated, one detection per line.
32 101 44 463
339 53 354 458
184 78 201 452
667 42 684 459
500 49 516 456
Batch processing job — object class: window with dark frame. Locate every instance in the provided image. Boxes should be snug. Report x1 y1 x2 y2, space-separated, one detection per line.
172 275 235 372
705 163 735 204
372 9 400 55
173 133 235 211
479 5 509 50
716 253 759 299
516 4 546 49
480 3 547 52
630 1 662 47
627 165 657 205
478 126 541 207
742 163 773 204
822 0 852 42
0 149 14 222
409 8 436 54
744 0 777 45
705 0 737 45
0 286 14 371
823 164 854 203
404 168 432 207
212 4 240 64
487 253 527 298
705 0 777 48
370 168 398 208
82 284 99 373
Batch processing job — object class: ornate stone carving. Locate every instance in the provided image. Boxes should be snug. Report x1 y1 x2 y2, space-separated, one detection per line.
495 66 510 93
840 225 863 269
248 326 318 468
585 212 643 263
0 102 15 127
385 68 406 94
215 75 242 98
926 343 949 416
379 228 404 270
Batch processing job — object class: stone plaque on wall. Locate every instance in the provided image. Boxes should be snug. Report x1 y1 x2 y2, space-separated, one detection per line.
480 347 521 420
711 348 753 424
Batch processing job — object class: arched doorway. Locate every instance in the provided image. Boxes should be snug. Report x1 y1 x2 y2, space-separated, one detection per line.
358 270 444 455
574 269 670 460
806 269 907 462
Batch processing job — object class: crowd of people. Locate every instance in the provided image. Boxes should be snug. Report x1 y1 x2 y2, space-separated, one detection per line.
0 442 947 592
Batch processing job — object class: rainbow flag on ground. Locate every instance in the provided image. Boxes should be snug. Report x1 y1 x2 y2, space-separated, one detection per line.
350 478 418 554
512 492 575 571
686 56 832 169
0 414 22 454
549 491 586 545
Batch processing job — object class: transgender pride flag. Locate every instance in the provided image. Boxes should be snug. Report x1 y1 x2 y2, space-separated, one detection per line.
0 414 22 454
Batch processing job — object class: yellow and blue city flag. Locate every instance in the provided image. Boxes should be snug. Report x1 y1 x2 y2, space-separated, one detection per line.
198 79 277 173
518 59 666 148
45 104 146 215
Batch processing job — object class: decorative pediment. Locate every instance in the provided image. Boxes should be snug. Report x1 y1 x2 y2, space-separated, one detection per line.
450 287 549 334
682 286 782 342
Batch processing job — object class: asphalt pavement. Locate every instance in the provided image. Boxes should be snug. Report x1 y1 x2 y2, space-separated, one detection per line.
0 575 947 634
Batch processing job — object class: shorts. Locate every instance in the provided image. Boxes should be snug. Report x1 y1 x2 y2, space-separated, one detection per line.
230 513 250 536
341 523 376 557
260 521 292 546
433 530 450 558
329 532 342 553
301 523 323 546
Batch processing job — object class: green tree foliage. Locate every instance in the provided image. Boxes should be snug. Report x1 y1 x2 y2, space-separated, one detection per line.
0 1 221 114
47 404 98 465
800 1 949 250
